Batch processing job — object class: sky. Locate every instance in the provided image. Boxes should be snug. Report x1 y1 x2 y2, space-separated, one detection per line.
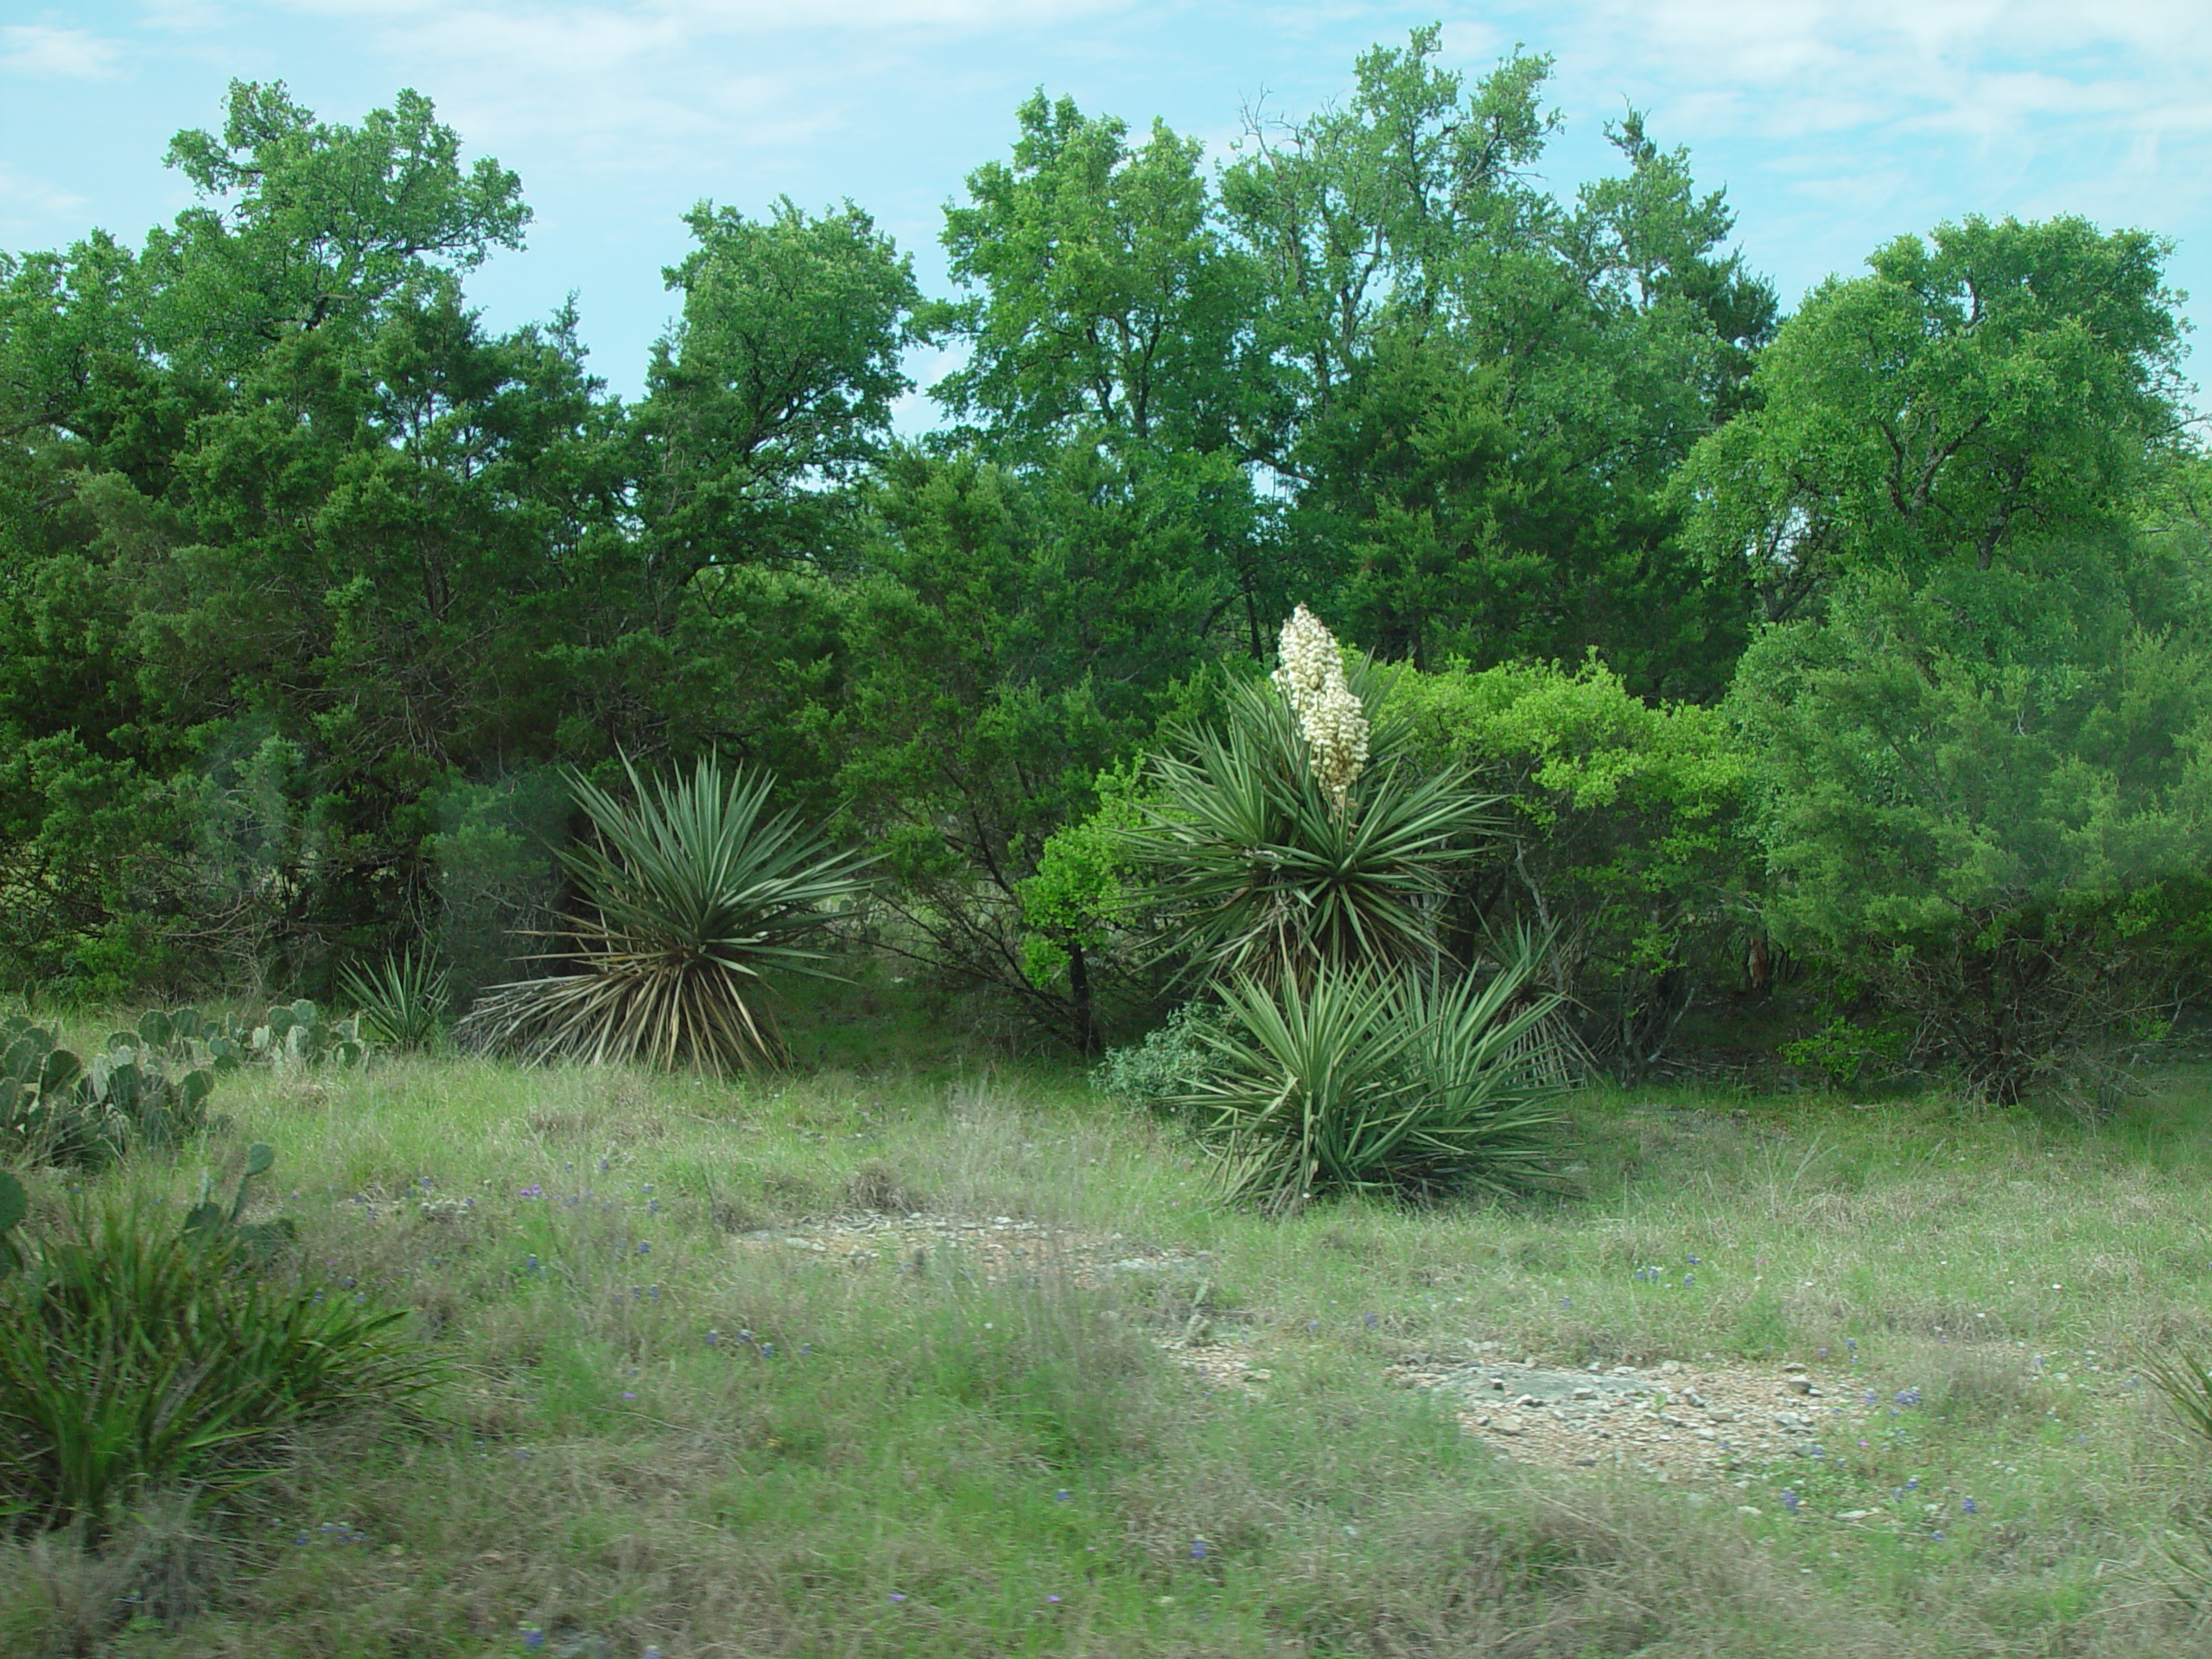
3 0 2208 412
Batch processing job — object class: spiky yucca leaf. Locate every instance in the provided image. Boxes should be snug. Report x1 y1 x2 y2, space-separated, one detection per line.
339 948 451 1052
1133 671 1497 988
1179 938 1567 1214
457 756 872 1071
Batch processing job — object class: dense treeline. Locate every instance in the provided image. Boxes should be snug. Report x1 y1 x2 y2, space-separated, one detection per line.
3 29 2208 1100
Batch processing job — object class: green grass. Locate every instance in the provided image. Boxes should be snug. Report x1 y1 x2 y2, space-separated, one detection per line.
6 1049 2212 1655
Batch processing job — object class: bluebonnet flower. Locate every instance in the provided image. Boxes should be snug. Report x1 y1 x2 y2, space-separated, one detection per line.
1364 1313 1378 1328
638 1242 651 1255
526 1255 539 1274
1895 1388 1922 1407
1191 1537 1208 1560
1054 1490 1072 1502
761 1342 776 1357
519 1185 543 1199
1961 1497 1978 1515
1686 1255 1701 1266
1780 1491 1800 1513
521 1630 545 1651
1682 1273 1694 1286
706 1330 721 1346
887 1593 906 1603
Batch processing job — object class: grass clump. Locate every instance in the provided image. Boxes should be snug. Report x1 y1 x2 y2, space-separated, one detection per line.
0 1166 437 1535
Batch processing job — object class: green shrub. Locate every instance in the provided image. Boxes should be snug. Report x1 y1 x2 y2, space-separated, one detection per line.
1176 939 1567 1213
0 1171 436 1534
1090 1001 1219 1110
1391 655 1752 1077
1728 570 2212 1102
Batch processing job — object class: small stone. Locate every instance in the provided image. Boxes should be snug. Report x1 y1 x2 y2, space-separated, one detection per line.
1681 1388 1707 1408
1789 1378 1814 1395
1573 1387 1598 1400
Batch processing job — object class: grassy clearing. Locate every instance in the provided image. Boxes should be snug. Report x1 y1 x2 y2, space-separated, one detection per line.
7 1051 2212 1656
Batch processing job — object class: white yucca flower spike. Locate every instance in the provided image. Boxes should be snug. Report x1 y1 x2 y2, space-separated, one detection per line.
1271 604 1369 814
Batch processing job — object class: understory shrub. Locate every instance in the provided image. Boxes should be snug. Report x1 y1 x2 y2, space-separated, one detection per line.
1090 1001 1218 1111
1391 654 1752 1077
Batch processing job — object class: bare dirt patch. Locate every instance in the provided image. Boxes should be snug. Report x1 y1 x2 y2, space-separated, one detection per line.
1388 1353 1897 1487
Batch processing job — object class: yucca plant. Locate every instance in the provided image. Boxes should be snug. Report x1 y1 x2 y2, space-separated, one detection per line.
1130 620 1497 988
338 947 452 1052
1177 938 1568 1214
457 754 873 1071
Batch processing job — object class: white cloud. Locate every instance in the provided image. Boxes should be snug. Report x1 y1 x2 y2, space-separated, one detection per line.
0 25 124 79
0 160 92 245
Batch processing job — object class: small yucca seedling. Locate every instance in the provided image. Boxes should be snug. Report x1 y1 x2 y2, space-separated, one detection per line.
339 948 452 1052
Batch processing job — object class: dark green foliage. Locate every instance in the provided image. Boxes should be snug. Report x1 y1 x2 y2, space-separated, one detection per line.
1175 940 1567 1212
458 756 872 1070
0 1185 435 1534
0 1171 23 1279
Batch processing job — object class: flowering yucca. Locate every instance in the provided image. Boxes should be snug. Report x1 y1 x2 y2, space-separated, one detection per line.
1271 605 1368 815
1131 626 1497 988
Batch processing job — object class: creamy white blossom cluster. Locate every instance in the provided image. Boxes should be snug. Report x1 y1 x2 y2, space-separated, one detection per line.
1272 604 1368 814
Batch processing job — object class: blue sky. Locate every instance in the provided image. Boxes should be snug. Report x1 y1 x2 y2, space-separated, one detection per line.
3 0 2207 411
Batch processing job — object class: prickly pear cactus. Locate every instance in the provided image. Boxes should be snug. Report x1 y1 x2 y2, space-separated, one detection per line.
181 1141 296 1260
2 1009 231 1168
247 1000 365 1069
